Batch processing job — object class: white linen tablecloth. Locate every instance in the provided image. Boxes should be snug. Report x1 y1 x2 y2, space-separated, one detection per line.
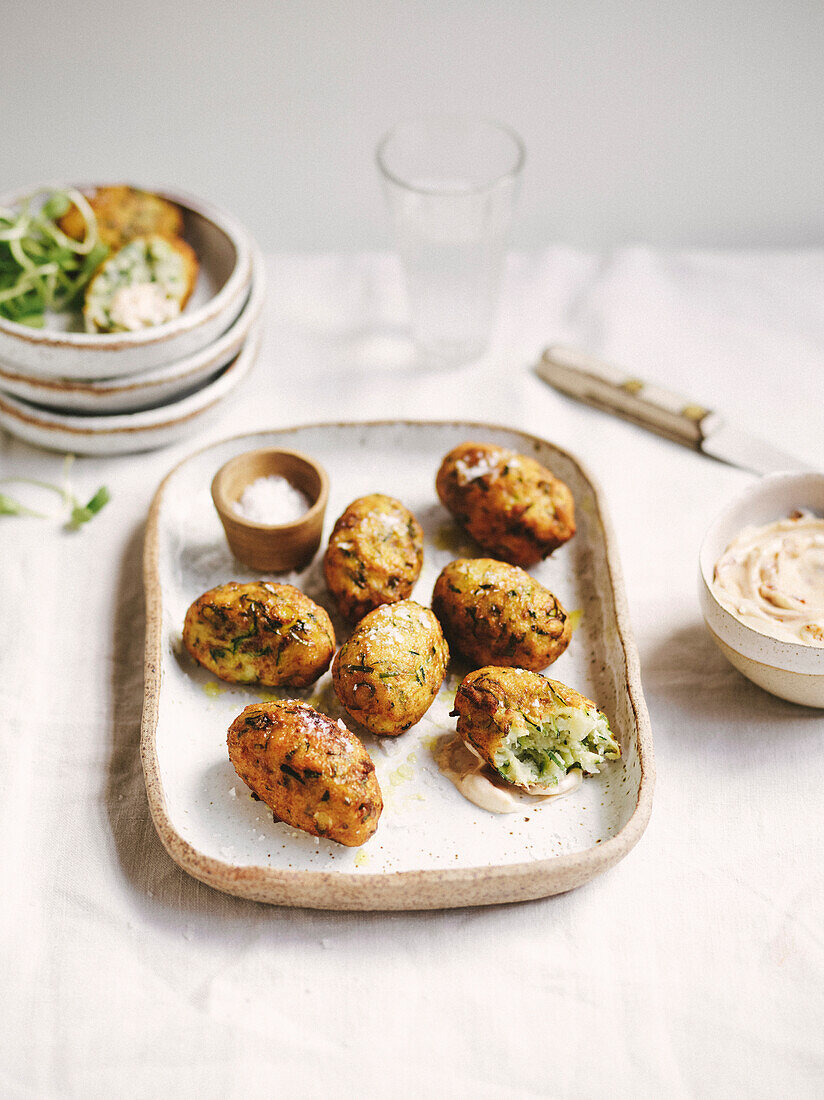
1 249 822 1099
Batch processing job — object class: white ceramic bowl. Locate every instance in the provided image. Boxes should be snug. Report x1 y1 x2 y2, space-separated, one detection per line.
0 325 261 456
0 184 253 380
0 249 265 414
698 472 824 707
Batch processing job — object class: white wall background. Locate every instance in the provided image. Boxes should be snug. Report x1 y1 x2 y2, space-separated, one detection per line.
4 0 822 251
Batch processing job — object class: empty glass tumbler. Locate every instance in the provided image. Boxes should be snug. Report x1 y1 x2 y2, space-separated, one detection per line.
376 116 525 366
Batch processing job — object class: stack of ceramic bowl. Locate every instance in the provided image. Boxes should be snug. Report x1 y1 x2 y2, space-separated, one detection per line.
0 186 263 455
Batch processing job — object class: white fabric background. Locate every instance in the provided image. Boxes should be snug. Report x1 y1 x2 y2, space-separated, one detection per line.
1 250 822 1098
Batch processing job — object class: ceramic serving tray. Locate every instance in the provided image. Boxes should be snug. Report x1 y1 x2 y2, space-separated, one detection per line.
142 421 654 910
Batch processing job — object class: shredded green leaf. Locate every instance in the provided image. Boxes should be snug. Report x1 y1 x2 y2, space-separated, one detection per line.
0 453 109 529
0 492 43 517
0 188 107 326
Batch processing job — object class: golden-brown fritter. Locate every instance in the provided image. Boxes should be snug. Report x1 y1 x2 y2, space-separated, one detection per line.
324 493 424 620
183 581 335 688
435 442 575 567
228 700 382 846
83 234 199 332
451 666 620 792
431 558 571 671
332 600 449 735
59 185 183 250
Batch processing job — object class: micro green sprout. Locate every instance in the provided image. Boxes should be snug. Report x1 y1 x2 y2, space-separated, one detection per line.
68 485 111 530
0 453 109 530
0 492 44 517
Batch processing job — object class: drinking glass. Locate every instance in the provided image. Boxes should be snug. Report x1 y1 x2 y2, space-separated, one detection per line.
376 115 525 366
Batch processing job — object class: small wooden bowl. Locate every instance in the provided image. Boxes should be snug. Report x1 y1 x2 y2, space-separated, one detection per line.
211 447 329 571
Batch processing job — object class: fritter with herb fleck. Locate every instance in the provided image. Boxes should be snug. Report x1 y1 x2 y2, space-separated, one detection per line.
332 600 449 736
432 558 571 671
228 700 382 846
452 667 620 793
84 234 198 333
435 442 575 567
183 581 335 687
324 493 424 620
59 185 183 251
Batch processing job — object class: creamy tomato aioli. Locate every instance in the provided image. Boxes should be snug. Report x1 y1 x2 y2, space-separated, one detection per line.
433 734 582 814
712 512 824 646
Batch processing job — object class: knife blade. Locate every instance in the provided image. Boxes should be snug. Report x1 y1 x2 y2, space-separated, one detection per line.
535 345 813 476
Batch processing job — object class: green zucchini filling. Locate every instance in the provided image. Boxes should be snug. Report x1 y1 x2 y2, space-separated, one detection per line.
84 236 186 332
493 704 619 789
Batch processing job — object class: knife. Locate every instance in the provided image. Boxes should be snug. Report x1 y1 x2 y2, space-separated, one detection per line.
535 345 813 476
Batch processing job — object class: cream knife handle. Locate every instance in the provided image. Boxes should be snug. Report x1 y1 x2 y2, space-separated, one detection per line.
537 345 716 447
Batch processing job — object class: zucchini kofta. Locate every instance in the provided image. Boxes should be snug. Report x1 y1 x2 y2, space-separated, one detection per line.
324 493 424 620
183 581 335 688
432 557 571 671
84 234 198 332
332 600 449 736
435 442 575 566
228 700 382 846
59 184 183 250
451 667 620 793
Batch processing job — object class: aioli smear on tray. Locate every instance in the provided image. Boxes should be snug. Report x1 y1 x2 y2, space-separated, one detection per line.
712 512 824 646
433 734 582 814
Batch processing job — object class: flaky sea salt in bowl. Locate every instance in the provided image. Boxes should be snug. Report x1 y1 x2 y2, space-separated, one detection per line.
211 447 329 571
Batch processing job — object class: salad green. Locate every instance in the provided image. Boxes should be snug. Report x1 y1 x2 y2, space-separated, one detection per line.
0 188 108 326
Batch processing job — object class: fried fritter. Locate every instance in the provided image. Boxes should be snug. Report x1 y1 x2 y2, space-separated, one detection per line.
451 666 620 793
332 600 449 735
228 700 382 846
435 442 575 567
59 185 183 251
183 581 335 688
431 557 571 671
324 493 424 620
83 234 199 332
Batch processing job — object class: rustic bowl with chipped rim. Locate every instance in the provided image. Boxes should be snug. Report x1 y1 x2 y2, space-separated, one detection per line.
0 325 261 455
211 447 330 572
0 183 254 380
0 247 265 414
698 471 824 707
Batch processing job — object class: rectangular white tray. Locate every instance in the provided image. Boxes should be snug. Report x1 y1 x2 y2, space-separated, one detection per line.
142 420 654 909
